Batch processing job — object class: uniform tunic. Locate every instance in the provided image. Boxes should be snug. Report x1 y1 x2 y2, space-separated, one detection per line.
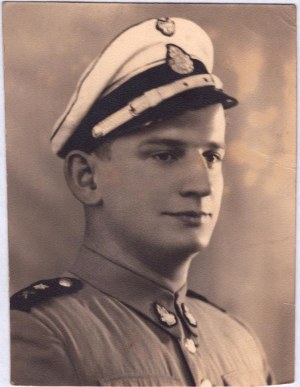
11 245 272 386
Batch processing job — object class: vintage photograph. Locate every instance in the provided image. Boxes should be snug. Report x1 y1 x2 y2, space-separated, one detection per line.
4 3 296 386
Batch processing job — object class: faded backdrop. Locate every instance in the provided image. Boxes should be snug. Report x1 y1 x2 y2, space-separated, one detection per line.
4 3 296 384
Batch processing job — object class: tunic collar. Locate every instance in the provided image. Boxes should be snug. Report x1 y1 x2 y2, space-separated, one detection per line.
70 244 198 339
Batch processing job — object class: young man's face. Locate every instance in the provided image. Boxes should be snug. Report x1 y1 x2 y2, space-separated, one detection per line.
93 103 226 260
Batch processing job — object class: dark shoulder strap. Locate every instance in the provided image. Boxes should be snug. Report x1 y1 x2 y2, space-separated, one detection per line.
10 277 83 313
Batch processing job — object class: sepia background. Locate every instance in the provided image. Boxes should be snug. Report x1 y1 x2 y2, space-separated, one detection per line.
4 3 296 384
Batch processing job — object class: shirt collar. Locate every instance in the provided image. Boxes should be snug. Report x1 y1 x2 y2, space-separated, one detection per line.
70 244 198 338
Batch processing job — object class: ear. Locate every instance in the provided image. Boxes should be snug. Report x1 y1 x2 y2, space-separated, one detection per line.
64 150 102 206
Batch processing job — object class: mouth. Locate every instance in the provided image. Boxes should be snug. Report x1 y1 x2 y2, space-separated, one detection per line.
162 211 212 226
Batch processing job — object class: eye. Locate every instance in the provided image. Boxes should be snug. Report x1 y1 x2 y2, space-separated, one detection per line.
203 150 223 165
152 151 178 163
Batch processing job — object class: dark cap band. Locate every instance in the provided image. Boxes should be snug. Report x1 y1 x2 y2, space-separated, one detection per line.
57 59 237 157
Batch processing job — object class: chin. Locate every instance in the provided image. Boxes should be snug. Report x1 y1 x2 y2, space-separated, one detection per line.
182 230 213 250
163 236 211 258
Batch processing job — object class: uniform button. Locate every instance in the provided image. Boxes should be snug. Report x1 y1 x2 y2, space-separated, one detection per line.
58 278 72 287
33 283 49 290
200 379 212 387
184 338 196 354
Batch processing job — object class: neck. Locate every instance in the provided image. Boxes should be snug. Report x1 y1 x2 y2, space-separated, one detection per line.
83 232 195 293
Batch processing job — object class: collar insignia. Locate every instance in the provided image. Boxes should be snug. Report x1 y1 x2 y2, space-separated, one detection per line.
154 303 177 327
182 303 197 327
156 17 175 36
166 44 194 75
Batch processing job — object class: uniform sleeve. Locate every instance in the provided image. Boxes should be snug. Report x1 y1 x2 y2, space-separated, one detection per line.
229 312 275 385
248 327 275 385
11 309 80 386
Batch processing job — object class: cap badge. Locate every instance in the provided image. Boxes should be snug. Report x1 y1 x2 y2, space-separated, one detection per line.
154 303 177 327
167 44 194 75
156 17 175 36
182 303 198 327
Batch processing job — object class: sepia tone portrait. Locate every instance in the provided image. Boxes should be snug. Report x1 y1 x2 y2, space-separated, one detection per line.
4 3 296 386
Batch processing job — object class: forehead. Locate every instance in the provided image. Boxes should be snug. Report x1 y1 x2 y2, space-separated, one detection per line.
115 103 226 148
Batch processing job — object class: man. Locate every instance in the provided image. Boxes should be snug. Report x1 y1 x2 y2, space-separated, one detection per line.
10 17 273 386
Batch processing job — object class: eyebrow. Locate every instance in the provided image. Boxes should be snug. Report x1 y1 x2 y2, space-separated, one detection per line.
139 137 225 149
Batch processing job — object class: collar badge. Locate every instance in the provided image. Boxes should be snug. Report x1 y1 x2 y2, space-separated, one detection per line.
156 17 175 36
167 44 194 75
182 303 198 327
154 303 177 327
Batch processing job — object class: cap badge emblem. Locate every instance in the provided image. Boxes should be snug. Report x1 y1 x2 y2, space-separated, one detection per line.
156 17 175 36
167 44 194 75
154 303 177 327
182 303 198 327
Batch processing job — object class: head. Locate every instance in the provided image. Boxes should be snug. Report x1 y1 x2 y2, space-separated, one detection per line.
51 17 237 264
64 103 225 261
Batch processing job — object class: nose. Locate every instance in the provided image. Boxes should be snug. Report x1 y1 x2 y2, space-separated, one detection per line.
179 155 211 199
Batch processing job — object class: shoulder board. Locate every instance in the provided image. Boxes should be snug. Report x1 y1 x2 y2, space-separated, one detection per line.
10 277 83 313
187 289 226 313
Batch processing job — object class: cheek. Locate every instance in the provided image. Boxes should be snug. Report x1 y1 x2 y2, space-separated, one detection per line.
211 173 224 206
100 165 153 205
102 168 123 188
217 173 224 196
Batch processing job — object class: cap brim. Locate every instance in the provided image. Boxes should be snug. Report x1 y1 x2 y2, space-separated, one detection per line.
58 85 237 157
115 85 238 132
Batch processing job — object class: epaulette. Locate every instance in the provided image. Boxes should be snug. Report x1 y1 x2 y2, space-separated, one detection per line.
187 289 226 313
10 277 83 313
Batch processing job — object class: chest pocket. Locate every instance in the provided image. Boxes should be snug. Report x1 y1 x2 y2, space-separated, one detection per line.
221 369 267 386
98 375 181 386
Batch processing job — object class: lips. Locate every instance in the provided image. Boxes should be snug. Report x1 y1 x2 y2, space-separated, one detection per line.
162 211 212 226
